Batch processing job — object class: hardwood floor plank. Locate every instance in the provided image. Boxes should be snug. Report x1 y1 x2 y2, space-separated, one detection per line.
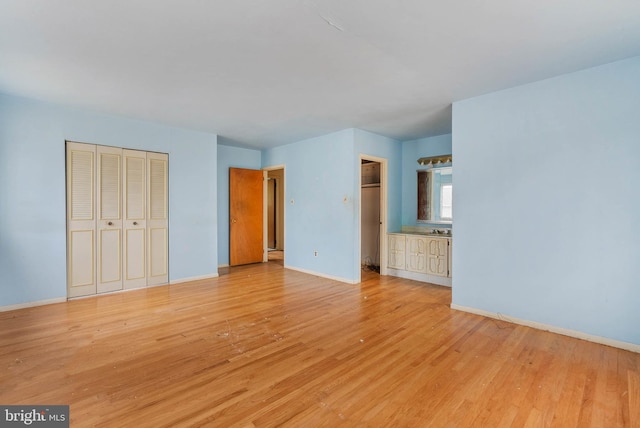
1 263 638 426
629 369 640 427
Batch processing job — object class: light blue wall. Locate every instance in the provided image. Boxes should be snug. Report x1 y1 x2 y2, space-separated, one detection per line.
0 93 218 307
262 129 358 281
216 128 401 282
354 129 402 232
452 56 640 345
401 134 452 228
216 144 262 266
354 129 402 271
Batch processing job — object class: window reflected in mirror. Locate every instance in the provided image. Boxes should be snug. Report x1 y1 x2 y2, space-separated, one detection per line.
417 167 452 223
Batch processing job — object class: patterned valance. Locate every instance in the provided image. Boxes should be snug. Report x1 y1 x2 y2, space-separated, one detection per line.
417 155 452 166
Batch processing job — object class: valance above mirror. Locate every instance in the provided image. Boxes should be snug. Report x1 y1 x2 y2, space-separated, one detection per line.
417 155 452 167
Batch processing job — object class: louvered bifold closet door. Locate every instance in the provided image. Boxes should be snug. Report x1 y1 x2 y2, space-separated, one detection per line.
67 143 168 297
147 152 168 286
66 142 97 298
123 149 147 289
96 145 123 293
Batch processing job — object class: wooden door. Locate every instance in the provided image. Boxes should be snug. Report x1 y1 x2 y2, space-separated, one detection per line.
230 167 264 266
96 145 123 293
147 152 169 286
66 142 97 298
123 149 147 289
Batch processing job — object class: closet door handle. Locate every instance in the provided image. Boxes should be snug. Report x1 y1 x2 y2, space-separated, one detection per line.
107 221 113 226
133 221 138 226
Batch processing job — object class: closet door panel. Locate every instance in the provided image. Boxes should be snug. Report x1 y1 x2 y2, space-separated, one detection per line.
149 228 168 277
96 145 123 293
123 149 147 289
147 152 169 286
66 142 97 298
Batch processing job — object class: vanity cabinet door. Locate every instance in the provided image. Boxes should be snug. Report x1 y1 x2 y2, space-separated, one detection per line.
406 236 428 273
427 238 449 277
388 234 406 269
448 239 452 278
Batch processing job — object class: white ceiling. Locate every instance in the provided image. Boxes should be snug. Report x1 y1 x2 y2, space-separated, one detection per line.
1 1 639 149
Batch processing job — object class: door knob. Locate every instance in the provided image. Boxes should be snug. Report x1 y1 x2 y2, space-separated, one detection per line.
232 219 237 223
133 221 138 225
107 221 113 226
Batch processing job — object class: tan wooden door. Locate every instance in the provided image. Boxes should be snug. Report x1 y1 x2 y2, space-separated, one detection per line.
230 167 264 266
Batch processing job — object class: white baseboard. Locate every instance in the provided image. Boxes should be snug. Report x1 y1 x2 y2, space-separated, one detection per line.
170 273 219 285
450 304 640 354
386 267 452 287
218 264 230 268
0 297 67 312
284 265 358 284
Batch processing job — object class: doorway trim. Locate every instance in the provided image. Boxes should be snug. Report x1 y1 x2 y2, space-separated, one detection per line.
262 164 286 264
358 154 388 283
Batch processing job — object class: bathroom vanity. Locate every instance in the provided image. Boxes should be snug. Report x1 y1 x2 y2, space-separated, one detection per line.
387 231 452 287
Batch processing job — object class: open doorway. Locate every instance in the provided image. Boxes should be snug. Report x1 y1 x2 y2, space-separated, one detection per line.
265 167 285 265
361 158 383 275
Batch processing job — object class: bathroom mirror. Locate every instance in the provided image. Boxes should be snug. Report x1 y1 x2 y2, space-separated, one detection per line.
417 167 452 224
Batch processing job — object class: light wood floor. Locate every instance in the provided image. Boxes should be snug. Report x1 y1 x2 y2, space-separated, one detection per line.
1 262 639 427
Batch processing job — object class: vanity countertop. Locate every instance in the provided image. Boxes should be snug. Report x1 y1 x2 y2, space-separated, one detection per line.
390 230 452 237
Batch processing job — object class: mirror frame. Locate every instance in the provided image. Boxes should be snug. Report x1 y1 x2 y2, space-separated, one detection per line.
417 166 452 224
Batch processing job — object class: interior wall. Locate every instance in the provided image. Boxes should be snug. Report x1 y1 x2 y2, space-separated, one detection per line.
262 129 357 282
354 129 402 279
401 134 452 228
216 144 262 266
354 129 402 234
452 56 640 346
0 93 219 307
